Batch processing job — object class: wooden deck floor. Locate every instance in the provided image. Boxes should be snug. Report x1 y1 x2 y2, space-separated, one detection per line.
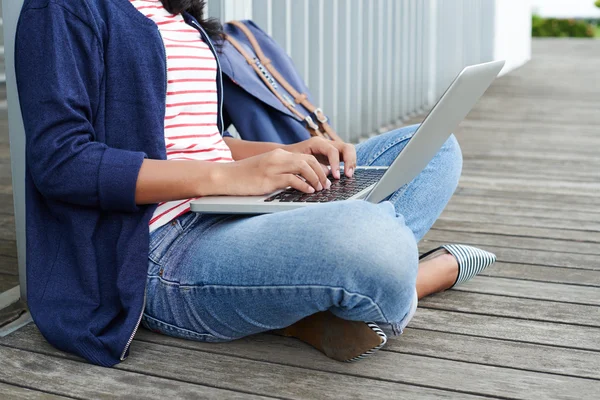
1 39 599 399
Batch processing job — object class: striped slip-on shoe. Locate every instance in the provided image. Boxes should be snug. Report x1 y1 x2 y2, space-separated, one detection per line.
274 311 387 362
419 244 497 288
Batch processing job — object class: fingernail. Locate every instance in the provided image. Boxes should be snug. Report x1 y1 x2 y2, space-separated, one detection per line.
317 183 323 191
336 169 341 178
326 179 332 189
308 187 315 193
347 167 354 176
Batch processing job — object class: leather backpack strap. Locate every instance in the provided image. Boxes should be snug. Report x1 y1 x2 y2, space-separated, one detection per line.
225 33 324 138
228 21 342 142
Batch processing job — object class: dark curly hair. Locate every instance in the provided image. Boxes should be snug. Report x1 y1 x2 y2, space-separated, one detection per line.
160 0 223 41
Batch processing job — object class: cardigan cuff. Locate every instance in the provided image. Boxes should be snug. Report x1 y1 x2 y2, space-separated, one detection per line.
98 147 147 212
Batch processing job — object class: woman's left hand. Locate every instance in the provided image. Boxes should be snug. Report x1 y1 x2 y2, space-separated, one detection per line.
284 137 357 179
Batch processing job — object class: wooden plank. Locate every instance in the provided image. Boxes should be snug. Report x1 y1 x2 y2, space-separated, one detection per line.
423 230 600 256
448 195 600 218
0 273 18 293
459 117 600 137
0 255 18 275
0 382 68 400
0 325 492 400
481 262 600 287
0 214 15 241
465 108 600 125
458 149 600 167
469 97 600 116
456 276 600 306
410 308 600 352
0 147 11 161
432 219 600 243
0 193 15 215
0 344 269 400
461 168 600 185
457 175 600 198
0 162 13 181
440 210 600 233
444 203 600 223
454 187 600 207
419 289 600 327
460 154 600 170
395 328 600 381
421 240 600 271
457 133 600 151
461 168 600 184
0 239 17 259
469 108 598 125
0 185 13 196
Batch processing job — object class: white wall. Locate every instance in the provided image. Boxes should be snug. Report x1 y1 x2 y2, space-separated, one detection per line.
531 0 600 18
494 0 532 76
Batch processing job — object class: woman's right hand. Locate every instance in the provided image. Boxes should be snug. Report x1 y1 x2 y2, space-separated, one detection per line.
215 148 332 196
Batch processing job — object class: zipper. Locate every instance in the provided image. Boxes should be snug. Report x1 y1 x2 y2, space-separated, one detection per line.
120 27 167 362
190 19 225 134
120 292 146 361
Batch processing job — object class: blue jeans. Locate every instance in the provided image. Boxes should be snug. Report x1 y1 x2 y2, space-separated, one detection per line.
142 125 463 341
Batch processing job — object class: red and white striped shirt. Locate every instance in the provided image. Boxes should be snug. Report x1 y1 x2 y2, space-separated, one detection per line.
131 0 234 232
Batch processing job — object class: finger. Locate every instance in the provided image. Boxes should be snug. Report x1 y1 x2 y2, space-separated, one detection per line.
320 163 331 177
341 144 357 177
282 174 316 194
307 139 341 180
295 159 323 191
304 155 331 189
323 144 341 180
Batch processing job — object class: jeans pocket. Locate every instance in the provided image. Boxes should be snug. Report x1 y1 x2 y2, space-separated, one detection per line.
141 313 228 343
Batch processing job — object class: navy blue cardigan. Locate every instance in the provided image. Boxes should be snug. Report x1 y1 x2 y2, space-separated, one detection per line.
15 0 231 366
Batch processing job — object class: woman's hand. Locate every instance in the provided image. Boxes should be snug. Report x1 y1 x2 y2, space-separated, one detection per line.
284 137 357 179
215 148 332 196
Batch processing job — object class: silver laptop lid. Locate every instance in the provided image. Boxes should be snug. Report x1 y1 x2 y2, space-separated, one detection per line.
365 60 505 204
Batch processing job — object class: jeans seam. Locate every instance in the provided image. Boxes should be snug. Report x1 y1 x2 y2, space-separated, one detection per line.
174 283 392 324
142 312 227 340
148 224 172 253
365 132 414 166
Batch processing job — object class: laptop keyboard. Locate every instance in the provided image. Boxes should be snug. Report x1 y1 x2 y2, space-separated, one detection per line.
264 168 386 203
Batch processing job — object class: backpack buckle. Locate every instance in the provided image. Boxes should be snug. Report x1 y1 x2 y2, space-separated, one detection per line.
305 116 320 131
313 108 328 123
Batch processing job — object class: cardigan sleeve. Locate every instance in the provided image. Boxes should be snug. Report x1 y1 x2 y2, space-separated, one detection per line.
16 4 147 213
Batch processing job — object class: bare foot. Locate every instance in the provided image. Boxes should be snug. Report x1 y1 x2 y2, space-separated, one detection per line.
416 253 459 299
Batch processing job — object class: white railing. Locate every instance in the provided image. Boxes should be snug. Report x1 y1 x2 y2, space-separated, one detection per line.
207 0 511 143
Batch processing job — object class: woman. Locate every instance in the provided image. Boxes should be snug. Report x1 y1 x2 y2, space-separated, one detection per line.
16 0 495 367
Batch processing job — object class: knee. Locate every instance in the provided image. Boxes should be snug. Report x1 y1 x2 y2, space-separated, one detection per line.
439 134 463 189
326 201 419 307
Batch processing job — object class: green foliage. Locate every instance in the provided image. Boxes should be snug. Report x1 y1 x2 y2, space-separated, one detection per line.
596 0 600 9
532 15 595 38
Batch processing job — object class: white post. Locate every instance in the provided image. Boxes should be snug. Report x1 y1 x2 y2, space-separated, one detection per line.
494 0 533 75
2 0 26 301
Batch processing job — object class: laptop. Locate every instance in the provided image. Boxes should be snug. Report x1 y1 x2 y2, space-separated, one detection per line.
191 60 505 214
